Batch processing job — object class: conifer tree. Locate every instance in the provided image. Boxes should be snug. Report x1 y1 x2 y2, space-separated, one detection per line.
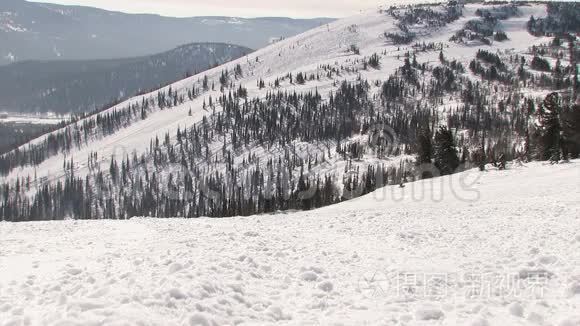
561 103 580 159
538 92 562 162
433 126 460 175
415 127 433 176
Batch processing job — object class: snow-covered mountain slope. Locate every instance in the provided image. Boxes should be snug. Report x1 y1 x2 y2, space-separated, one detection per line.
0 3 548 184
0 43 252 115
1 2 578 221
1 161 579 325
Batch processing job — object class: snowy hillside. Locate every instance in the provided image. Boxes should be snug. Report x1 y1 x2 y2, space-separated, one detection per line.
1 161 579 325
0 43 252 115
0 2 578 220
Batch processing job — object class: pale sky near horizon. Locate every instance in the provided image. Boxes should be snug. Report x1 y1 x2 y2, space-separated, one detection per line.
32 0 389 18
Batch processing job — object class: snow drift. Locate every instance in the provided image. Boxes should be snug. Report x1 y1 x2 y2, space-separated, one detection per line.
1 161 579 325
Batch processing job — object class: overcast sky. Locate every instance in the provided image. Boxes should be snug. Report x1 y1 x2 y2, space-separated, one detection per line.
32 0 388 18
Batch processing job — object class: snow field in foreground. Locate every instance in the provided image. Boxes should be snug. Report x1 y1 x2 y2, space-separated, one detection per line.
0 161 579 325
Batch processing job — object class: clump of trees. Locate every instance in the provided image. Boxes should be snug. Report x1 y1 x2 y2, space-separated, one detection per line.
527 2 580 36
475 4 519 21
385 2 463 44
451 18 497 45
385 31 416 45
494 31 509 42
349 44 360 55
367 54 381 69
476 50 506 70
452 4 520 45
530 56 551 72
535 93 580 162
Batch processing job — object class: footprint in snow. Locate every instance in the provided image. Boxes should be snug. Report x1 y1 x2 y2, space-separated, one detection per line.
301 271 318 282
508 302 524 317
415 307 445 321
470 317 490 326
67 268 83 276
317 280 334 292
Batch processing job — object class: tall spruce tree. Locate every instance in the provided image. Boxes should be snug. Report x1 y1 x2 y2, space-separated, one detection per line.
433 126 460 175
416 127 433 165
416 127 434 178
561 103 580 159
538 92 562 162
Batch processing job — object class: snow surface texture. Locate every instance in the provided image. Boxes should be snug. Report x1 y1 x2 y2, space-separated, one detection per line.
1 161 579 325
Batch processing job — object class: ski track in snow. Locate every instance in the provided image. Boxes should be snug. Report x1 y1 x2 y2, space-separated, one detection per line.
1 161 579 325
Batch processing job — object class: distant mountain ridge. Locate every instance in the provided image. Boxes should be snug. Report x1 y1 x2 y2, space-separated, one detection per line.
0 0 333 65
0 42 252 114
